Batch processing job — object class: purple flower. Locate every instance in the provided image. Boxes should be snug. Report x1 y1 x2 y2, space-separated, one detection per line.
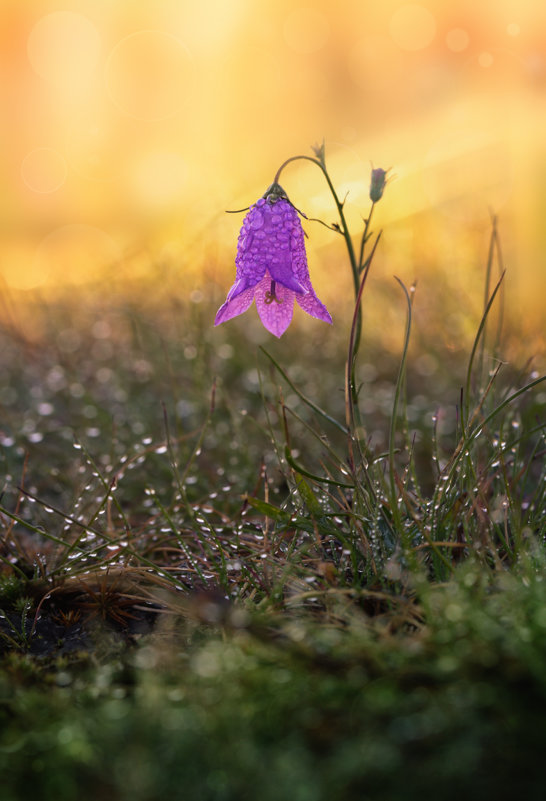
215 183 332 338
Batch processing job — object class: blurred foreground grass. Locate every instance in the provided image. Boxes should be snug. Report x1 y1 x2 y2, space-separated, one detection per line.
3 560 546 801
0 239 545 799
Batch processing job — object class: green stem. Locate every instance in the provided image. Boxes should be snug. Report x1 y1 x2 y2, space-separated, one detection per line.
273 155 360 301
358 203 375 273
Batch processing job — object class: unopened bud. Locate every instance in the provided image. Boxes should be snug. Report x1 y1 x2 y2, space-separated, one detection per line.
370 167 388 203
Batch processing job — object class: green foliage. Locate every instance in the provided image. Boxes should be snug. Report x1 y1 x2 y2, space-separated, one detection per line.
0 145 544 798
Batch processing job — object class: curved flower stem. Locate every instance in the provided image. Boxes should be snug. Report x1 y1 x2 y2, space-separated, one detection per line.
274 155 360 302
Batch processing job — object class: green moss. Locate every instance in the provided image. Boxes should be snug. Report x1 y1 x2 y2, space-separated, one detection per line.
0 564 546 800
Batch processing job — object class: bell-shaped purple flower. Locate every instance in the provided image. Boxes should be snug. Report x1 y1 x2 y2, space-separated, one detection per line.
215 183 332 338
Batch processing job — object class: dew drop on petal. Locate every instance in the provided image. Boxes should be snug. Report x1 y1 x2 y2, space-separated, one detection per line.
249 211 264 229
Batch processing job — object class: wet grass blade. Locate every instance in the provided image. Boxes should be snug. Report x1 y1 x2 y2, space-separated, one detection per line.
463 271 505 432
260 347 346 434
388 277 413 534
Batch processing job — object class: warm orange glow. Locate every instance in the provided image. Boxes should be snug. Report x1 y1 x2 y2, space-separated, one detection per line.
445 28 470 53
389 5 437 52
1 0 545 346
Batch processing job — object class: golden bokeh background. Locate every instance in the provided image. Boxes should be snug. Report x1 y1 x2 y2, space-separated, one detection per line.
1 0 545 347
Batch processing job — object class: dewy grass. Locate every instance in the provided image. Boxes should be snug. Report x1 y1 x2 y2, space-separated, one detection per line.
0 141 544 799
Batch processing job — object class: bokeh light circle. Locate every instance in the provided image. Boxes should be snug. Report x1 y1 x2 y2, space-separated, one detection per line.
446 28 470 53
32 224 120 288
27 12 101 88
283 8 330 54
21 148 67 193
389 4 436 52
478 52 494 68
105 30 193 120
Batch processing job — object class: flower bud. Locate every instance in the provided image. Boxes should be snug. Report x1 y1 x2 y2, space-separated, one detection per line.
369 167 387 203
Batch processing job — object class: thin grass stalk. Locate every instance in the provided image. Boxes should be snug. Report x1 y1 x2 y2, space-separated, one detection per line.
397 285 425 506
10 484 192 589
431 373 546 539
346 234 382 463
259 348 345 433
257 367 299 501
151 493 210 584
283 400 355 480
69 439 132 548
343 250 392 530
388 277 413 536
345 241 377 472
430 363 504 538
283 447 354 489
463 271 505 432
477 216 497 389
492 221 506 361
159 381 216 528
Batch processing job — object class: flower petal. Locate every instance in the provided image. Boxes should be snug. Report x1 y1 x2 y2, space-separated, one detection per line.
254 274 295 337
287 211 332 324
226 277 253 301
264 200 306 293
295 291 332 324
214 286 255 326
268 252 306 293
227 206 268 300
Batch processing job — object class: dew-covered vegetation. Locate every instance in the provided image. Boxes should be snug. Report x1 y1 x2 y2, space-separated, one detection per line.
0 150 545 801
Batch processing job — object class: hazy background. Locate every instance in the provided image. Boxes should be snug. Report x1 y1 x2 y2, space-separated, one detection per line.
1 0 545 352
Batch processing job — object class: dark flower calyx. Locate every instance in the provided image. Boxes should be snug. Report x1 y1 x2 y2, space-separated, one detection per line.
262 182 289 203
